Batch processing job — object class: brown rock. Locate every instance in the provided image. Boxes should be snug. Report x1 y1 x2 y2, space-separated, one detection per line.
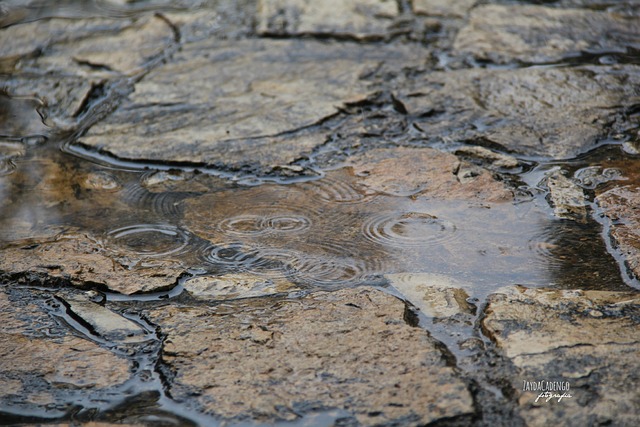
413 0 476 17
348 147 512 201
386 272 473 318
77 38 419 171
397 66 640 158
546 171 588 222
257 0 398 39
596 185 640 278
482 286 640 426
149 287 474 424
184 273 300 300
454 5 640 63
0 289 131 409
0 233 184 294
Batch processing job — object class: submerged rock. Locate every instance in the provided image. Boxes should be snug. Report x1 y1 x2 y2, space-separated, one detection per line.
596 186 640 279
149 287 474 424
0 233 184 294
454 5 640 63
77 38 420 172
397 65 640 159
386 272 474 318
184 273 300 300
257 0 398 39
348 146 512 201
482 286 640 426
0 288 131 413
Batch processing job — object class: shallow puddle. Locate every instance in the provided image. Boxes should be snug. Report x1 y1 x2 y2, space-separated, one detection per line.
2 2 640 424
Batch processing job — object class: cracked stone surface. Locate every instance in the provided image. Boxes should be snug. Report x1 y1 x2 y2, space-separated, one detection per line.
347 146 512 200
596 186 640 279
396 65 640 159
149 287 475 425
0 288 132 411
482 286 640 426
0 233 185 294
413 0 477 18
257 0 398 39
78 38 421 171
454 4 640 63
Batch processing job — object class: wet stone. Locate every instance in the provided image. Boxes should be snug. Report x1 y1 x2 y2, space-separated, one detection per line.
482 286 640 426
0 233 185 295
453 4 640 64
58 295 150 344
413 0 476 18
0 288 131 412
257 0 398 39
397 65 640 159
386 272 474 318
77 38 421 172
149 287 474 424
348 146 513 201
596 186 640 279
184 273 300 300
546 170 588 222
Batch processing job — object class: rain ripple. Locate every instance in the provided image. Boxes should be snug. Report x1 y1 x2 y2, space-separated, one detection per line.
362 211 458 248
106 224 190 258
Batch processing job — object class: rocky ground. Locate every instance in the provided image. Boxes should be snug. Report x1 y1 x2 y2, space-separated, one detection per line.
1 0 640 426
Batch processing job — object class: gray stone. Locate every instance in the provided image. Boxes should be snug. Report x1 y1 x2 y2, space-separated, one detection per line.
397 66 640 159
453 5 640 63
77 38 419 172
257 0 398 39
149 287 475 424
483 286 640 426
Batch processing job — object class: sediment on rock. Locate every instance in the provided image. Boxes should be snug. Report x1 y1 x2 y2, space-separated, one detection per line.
149 287 475 425
482 286 640 426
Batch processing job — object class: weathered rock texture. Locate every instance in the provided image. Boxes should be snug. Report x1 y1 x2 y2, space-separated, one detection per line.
483 286 640 426
596 185 640 279
0 288 131 411
396 66 640 158
0 233 184 294
347 146 512 200
78 38 420 171
149 287 475 424
258 0 398 39
454 5 640 63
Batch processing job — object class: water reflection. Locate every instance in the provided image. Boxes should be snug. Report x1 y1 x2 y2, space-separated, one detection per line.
1 142 632 296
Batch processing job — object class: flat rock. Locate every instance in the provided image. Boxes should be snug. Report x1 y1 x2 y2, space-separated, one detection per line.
453 5 640 63
77 38 417 171
397 65 640 159
596 186 640 279
347 147 512 201
149 287 474 424
0 233 185 295
413 0 477 17
184 273 300 300
482 286 640 426
58 295 150 344
546 170 588 222
257 0 398 39
0 288 131 411
386 272 473 318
